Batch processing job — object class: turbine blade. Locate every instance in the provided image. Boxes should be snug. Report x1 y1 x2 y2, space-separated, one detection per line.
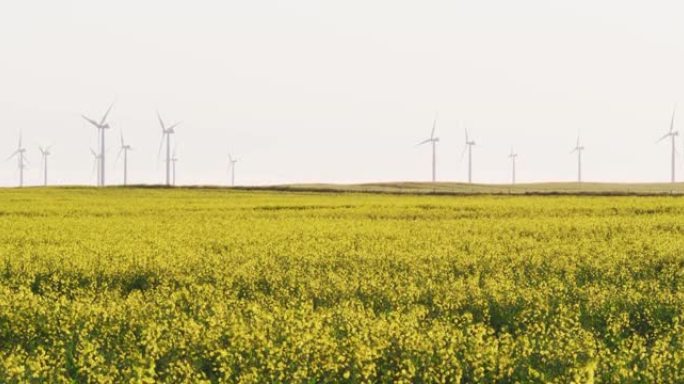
458 144 467 163
115 148 124 166
416 138 432 146
6 151 18 161
431 115 437 139
99 102 114 126
90 148 97 157
671 105 677 133
157 134 165 159
157 111 165 131
168 122 181 131
120 130 125 147
465 128 469 143
82 115 100 128
657 132 671 143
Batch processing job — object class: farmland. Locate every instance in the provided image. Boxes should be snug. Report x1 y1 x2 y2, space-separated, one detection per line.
1 188 684 383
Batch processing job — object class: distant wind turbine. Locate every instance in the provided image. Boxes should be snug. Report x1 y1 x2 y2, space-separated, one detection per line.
508 147 518 185
657 106 679 183
465 129 476 184
571 136 585 183
228 154 238 186
417 115 439 183
39 145 53 186
157 112 180 186
117 131 133 186
82 103 114 186
7 133 28 187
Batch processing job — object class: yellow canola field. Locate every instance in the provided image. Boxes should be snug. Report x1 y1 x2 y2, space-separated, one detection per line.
1 188 683 383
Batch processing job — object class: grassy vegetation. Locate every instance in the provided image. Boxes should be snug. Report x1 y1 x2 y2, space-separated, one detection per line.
1 188 684 382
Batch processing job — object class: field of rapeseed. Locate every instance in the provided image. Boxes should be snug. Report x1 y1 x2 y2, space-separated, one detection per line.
1 188 683 383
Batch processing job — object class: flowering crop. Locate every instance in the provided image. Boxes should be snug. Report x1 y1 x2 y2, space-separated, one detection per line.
1 188 683 382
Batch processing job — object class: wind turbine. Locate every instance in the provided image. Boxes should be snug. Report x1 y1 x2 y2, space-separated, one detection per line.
171 146 178 186
39 145 52 186
157 112 180 186
82 103 113 186
508 147 518 185
7 133 28 187
228 154 238 186
571 136 585 183
657 106 679 183
117 131 133 186
417 115 439 183
465 129 476 184
89 148 102 186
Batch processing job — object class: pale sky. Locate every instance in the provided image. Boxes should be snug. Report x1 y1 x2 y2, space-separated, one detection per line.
1 0 684 186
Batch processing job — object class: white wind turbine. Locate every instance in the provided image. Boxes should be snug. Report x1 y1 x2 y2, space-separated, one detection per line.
417 115 439 183
157 112 180 186
508 147 518 185
7 133 28 187
571 136 585 183
657 106 679 183
38 145 53 186
117 131 133 186
228 154 238 186
464 129 477 184
82 103 114 186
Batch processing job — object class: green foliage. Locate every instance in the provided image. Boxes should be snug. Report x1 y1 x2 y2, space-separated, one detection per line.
1 188 683 382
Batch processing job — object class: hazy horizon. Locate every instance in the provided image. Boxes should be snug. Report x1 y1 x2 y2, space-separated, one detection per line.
2 0 684 187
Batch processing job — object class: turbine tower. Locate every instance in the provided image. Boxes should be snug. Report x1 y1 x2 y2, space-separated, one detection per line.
657 106 679 183
82 103 113 186
89 148 102 186
171 146 178 186
465 129 476 184
571 136 585 183
508 147 518 185
117 131 133 186
417 115 439 183
7 134 28 187
157 112 180 186
228 154 238 186
39 145 52 186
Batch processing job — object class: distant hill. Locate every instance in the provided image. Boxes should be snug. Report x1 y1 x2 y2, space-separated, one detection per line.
244 182 684 196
